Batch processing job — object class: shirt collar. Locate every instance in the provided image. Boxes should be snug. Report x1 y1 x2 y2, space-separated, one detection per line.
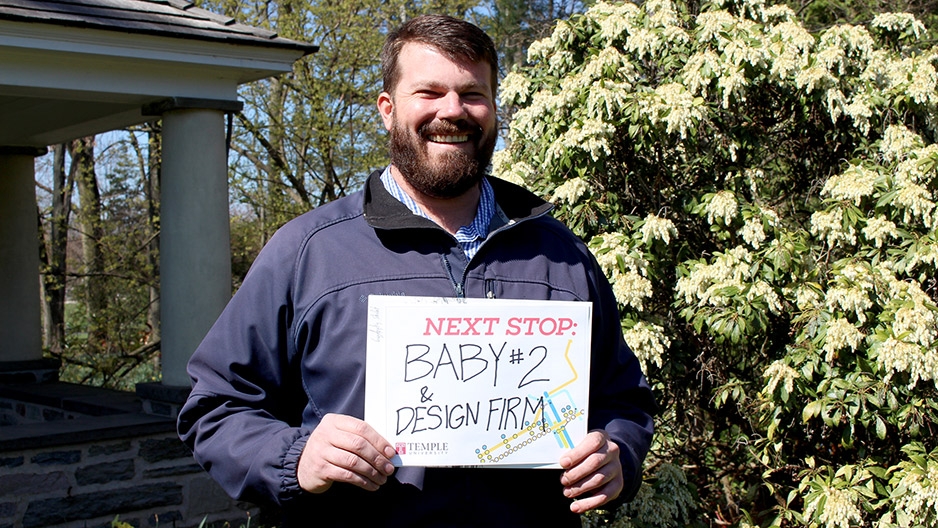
379 166 495 240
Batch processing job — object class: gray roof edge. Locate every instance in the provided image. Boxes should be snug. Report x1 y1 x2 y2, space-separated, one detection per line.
0 1 318 55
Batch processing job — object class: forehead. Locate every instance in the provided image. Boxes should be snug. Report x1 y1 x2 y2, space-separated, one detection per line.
394 43 493 93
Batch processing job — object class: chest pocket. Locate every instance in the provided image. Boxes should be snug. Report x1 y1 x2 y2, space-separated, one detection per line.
480 276 584 302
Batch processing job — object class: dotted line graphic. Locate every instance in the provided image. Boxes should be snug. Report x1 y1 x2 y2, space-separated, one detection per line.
474 405 585 464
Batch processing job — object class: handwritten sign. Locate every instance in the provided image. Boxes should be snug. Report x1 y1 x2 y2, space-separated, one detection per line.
365 295 592 468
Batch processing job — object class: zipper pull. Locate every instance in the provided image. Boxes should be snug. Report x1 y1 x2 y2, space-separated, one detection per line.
485 279 496 298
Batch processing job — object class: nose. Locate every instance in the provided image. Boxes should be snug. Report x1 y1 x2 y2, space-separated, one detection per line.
436 91 468 121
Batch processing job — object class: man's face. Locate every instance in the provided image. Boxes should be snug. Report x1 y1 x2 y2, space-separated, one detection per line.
377 43 497 199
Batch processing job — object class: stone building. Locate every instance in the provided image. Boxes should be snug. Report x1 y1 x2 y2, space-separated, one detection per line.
0 1 315 526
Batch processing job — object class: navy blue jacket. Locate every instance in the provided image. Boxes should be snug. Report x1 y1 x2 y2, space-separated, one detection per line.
177 172 656 526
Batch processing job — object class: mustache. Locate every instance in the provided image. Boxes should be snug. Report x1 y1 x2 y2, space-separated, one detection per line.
419 120 482 138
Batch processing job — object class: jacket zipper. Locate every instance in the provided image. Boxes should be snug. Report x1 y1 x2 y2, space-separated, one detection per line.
440 210 551 299
441 255 464 298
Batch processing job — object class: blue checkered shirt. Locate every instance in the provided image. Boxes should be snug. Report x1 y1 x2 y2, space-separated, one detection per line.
380 167 495 261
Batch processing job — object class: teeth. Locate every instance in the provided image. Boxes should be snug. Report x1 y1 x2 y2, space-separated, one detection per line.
428 135 469 143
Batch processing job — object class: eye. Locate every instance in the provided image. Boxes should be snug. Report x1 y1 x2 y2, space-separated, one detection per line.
462 91 490 102
415 89 444 98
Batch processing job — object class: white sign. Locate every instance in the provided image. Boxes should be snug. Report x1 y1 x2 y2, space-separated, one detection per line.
365 295 592 468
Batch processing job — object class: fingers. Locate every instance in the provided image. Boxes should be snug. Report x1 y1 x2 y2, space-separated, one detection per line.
559 430 624 513
298 414 396 494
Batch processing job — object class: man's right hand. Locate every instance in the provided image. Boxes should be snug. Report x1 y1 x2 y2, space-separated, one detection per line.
297 413 397 493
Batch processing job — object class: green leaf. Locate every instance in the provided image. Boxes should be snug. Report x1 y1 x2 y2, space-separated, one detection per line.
803 400 823 422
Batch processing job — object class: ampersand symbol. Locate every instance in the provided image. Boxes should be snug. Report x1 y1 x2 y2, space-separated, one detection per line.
420 386 433 403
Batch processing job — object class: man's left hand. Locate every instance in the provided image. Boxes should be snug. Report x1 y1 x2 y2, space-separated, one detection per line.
559 430 623 513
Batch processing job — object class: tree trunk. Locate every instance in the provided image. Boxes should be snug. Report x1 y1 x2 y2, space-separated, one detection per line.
70 136 107 342
146 126 161 344
40 143 73 354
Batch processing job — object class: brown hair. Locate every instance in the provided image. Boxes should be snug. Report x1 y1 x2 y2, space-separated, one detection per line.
381 15 498 96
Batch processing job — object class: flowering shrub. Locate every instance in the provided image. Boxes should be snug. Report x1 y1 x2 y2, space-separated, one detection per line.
493 0 938 526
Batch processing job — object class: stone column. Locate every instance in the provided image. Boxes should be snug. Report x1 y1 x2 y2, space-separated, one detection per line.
145 98 242 391
0 148 44 370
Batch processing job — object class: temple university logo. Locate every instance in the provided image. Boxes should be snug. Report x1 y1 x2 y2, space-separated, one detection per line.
395 442 407 455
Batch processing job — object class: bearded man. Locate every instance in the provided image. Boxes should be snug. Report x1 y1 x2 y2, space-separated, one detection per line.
178 14 656 527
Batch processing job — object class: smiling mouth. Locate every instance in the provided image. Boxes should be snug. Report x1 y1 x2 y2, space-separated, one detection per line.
427 134 470 144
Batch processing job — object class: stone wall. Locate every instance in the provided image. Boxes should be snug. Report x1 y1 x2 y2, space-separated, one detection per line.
0 381 261 528
0 431 258 528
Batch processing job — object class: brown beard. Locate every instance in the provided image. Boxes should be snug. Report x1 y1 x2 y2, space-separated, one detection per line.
389 118 497 199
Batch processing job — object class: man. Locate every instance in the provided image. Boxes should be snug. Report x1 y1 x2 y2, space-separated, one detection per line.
178 14 655 527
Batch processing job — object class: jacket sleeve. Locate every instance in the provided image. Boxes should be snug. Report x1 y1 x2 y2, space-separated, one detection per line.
585 253 657 504
177 226 311 506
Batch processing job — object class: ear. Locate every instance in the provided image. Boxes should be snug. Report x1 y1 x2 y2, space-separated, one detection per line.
377 91 394 131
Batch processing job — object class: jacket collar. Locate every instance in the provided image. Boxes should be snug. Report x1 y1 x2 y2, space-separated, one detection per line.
362 169 553 231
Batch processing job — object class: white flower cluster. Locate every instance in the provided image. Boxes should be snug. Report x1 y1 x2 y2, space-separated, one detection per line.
876 338 936 388
763 359 799 396
640 214 678 245
844 92 873 135
705 190 738 225
740 217 767 248
818 24 875 63
894 179 936 228
586 1 641 46
876 279 938 387
822 164 879 206
871 12 926 39
683 50 722 98
880 124 923 163
894 147 938 227
824 263 875 323
718 64 749 109
490 150 534 187
761 3 796 22
795 64 835 95
591 232 655 311
551 177 591 205
811 208 856 246
545 118 615 164
904 237 938 277
766 21 814 79
593 233 627 275
525 37 552 64
823 317 865 363
499 71 532 106
509 89 563 141
548 50 577 76
794 285 823 311
676 246 781 313
892 285 936 348
892 461 938 521
884 54 938 107
510 0 937 169
646 0 680 27
695 10 737 44
582 46 635 85
639 83 705 138
587 80 634 121
624 321 672 372
626 27 662 59
804 485 863 528
614 270 654 311
749 280 783 312
862 216 898 248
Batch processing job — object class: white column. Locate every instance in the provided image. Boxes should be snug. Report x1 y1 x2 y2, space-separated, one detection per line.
160 109 232 387
0 152 43 362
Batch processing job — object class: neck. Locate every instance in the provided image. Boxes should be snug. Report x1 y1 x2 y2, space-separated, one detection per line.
389 166 480 234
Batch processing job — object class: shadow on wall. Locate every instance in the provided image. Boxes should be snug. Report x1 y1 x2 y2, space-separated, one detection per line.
0 362 257 528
